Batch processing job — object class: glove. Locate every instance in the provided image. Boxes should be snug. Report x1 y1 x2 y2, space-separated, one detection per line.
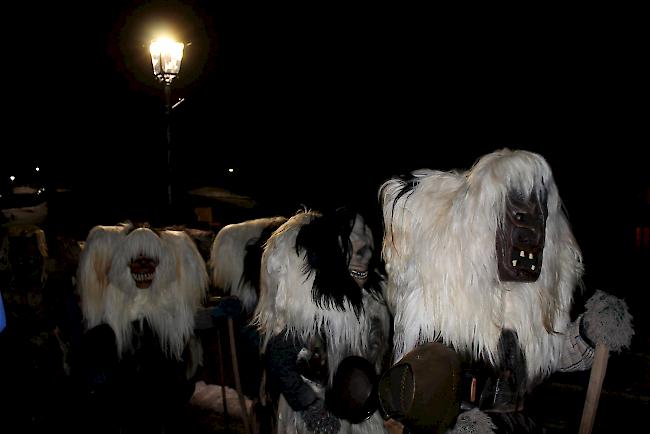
448 408 496 434
301 398 341 434
210 296 243 319
580 290 634 352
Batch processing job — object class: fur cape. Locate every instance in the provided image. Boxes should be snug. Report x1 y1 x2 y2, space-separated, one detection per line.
209 216 287 315
255 210 390 377
254 210 391 433
77 222 208 360
380 148 584 383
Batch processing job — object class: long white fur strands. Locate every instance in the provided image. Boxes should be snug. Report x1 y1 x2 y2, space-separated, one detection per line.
209 216 287 315
381 149 584 382
256 211 391 434
254 211 379 382
273 291 392 434
77 223 208 359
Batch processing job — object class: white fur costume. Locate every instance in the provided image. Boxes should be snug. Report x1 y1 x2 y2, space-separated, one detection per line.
380 149 584 384
209 216 287 315
255 210 391 434
77 222 208 360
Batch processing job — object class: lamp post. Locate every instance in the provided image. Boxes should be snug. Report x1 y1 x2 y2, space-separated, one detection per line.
149 37 184 210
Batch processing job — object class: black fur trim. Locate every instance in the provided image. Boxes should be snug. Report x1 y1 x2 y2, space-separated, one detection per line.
241 220 286 298
380 173 420 249
295 210 363 317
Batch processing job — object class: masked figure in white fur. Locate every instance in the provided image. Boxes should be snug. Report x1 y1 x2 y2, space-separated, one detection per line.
254 208 392 434
74 222 208 434
206 216 287 402
209 216 288 317
379 149 633 433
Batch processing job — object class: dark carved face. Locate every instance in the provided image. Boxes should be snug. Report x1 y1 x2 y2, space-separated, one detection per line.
129 254 158 289
496 190 548 282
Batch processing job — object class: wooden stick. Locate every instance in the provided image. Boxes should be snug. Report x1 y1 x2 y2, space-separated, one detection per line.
578 343 609 434
228 316 252 434
215 328 231 429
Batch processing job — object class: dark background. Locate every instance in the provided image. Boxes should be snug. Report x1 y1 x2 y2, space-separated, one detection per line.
0 6 648 432
2 2 648 297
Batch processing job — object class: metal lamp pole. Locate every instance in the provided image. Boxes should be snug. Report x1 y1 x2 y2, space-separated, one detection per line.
150 37 184 209
164 82 173 207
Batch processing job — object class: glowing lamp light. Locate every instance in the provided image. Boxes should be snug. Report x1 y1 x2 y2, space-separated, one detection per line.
149 37 184 84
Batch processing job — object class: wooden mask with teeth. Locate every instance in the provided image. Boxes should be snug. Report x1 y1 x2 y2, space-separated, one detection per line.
380 148 584 378
496 189 548 282
77 222 208 358
349 213 374 289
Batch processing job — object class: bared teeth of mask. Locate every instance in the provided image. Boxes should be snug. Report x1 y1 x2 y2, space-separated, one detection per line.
350 270 368 279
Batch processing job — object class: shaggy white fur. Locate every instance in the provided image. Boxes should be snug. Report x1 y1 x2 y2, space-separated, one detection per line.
255 211 389 378
77 222 208 359
254 210 391 434
209 216 287 315
380 149 584 383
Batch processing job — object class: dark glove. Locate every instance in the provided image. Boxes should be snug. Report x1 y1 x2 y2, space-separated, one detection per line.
210 296 243 319
301 398 341 434
194 306 215 330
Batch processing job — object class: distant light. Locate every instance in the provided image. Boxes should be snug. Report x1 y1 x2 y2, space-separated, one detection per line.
228 168 234 173
35 167 40 172
9 176 15 182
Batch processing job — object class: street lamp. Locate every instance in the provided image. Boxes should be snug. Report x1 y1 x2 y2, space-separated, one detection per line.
149 37 184 209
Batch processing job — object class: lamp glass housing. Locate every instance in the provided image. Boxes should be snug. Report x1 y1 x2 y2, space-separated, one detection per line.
150 38 184 84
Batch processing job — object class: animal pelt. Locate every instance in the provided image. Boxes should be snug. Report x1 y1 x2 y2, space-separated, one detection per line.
254 209 391 433
77 222 208 360
276 393 388 434
255 210 389 378
380 148 584 383
209 216 287 315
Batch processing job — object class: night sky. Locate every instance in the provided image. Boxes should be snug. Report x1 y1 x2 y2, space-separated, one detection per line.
2 2 648 293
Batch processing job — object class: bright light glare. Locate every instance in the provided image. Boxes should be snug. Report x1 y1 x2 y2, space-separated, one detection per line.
35 167 40 172
150 37 184 81
9 176 15 181
228 168 234 173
